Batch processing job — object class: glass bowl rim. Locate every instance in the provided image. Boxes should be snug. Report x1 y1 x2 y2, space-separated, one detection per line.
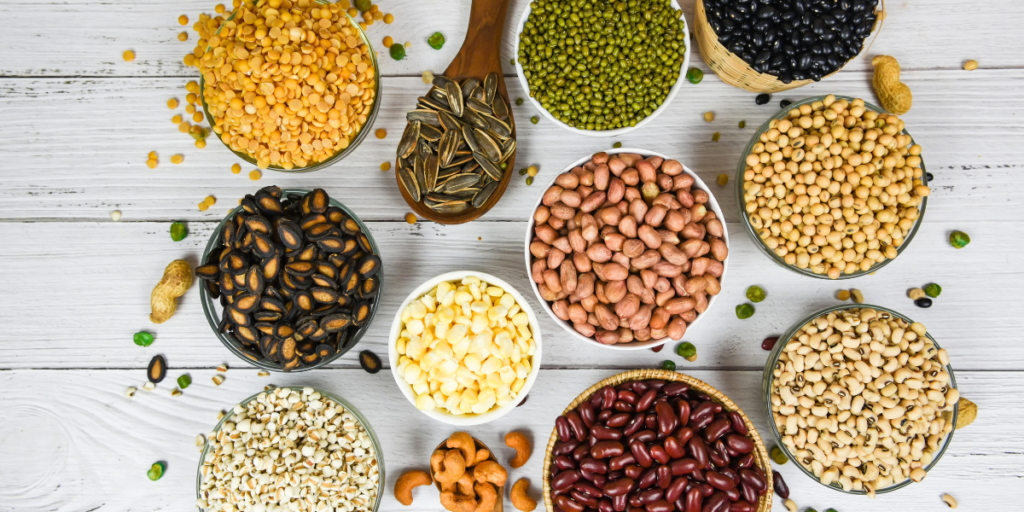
195 385 385 511
198 4 381 173
734 95 929 280
199 188 383 372
761 303 958 495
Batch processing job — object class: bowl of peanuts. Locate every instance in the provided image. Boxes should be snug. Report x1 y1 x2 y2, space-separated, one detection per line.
736 95 929 279
196 2 380 172
526 149 729 350
388 271 542 426
763 304 958 496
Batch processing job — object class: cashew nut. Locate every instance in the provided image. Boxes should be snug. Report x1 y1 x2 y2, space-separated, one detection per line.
504 431 532 468
784 499 797 512
471 460 507 486
456 471 475 495
446 432 477 465
394 470 431 506
473 482 498 512
431 449 447 475
472 448 491 466
150 260 193 323
440 491 477 512
434 449 467 485
941 494 958 509
510 478 537 512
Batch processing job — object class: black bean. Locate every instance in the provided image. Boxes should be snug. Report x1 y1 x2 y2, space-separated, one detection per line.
915 297 933 308
755 93 770 105
780 99 792 108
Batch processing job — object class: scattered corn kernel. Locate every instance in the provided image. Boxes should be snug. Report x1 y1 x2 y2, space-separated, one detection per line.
380 161 391 171
703 111 714 122
123 50 135 62
195 139 207 149
249 170 262 181
527 165 539 177
178 14 189 25
231 163 242 174
836 290 851 301
110 210 122 221
850 288 864 303
405 213 417 224
383 36 393 47
204 196 216 206
167 98 179 109
178 32 188 42
375 128 387 139
717 174 728 186
172 114 183 124
192 112 204 123
171 154 184 165
384 13 394 23
963 60 978 71
146 159 159 169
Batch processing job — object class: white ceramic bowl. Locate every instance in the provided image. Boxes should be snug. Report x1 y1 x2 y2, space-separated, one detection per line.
524 148 729 350
513 0 691 137
388 271 543 426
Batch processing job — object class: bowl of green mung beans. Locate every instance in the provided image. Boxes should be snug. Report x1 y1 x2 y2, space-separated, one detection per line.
514 0 691 136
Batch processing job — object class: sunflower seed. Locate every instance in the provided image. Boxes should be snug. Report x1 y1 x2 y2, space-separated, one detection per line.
475 152 503 181
398 121 419 158
419 123 442 142
438 110 461 132
446 81 464 117
467 96 492 114
407 110 440 127
428 201 469 214
425 155 439 191
484 72 498 105
487 117 512 139
432 75 457 91
444 173 482 193
492 95 510 121
439 130 460 167
473 181 499 208
474 129 502 162
414 155 426 193
460 78 480 99
462 109 489 130
501 139 517 162
462 125 480 153
428 87 449 105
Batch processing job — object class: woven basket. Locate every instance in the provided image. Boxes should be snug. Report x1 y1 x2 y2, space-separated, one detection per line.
694 0 885 93
542 370 773 512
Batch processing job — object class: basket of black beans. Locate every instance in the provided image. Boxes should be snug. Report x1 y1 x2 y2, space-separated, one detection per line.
695 0 884 93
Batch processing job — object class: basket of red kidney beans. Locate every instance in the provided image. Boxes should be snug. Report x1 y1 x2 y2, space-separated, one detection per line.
543 370 773 512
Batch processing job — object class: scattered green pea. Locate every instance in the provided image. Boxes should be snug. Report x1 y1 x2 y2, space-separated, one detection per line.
686 67 704 84
613 142 622 148
133 331 154 347
177 374 192 389
427 32 446 50
518 168 528 176
675 342 696 359
526 177 534 186
515 97 524 106
712 132 721 142
738 120 746 129
745 285 766 303
736 303 754 319
770 446 789 465
530 116 539 124
661 360 676 371
510 58 515 65
949 230 970 248
147 462 165 481
805 509 818 512
825 509 839 512
389 44 406 61
170 221 188 241
924 283 942 298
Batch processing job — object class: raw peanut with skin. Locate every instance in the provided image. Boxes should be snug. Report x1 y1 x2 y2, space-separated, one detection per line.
560 260 578 293
547 248 565 270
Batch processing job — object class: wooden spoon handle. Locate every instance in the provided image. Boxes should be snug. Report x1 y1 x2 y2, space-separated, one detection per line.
445 0 512 76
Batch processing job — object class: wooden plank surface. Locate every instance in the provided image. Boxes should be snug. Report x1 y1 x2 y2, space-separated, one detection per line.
0 369 1020 512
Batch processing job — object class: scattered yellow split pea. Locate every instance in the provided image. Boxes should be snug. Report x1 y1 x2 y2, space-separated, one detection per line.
171 154 184 164
186 93 197 104
703 111 714 122
183 54 196 66
123 50 135 62
347 7 358 17
405 213 417 224
178 32 188 42
204 196 216 206
380 161 391 171
370 4 379 13
383 36 393 47
178 14 189 25
195 139 206 149
338 0 351 8
249 170 262 181
231 163 242 174
192 112 204 123
167 98 179 109
527 165 539 177
375 128 387 139
358 22 368 30
384 13 394 24
148 151 158 160
836 289 851 301
146 159 158 169
172 114 183 124
198 202 209 211
185 81 199 93
178 122 191 133
963 59 978 71
215 4 226 14
373 11 383 21
186 104 196 114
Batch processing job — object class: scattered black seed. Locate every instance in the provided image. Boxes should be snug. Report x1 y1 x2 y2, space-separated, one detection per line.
780 99 792 108
360 350 382 374
517 394 530 407
926 173 934 182
914 297 933 308
755 93 770 105
147 355 167 383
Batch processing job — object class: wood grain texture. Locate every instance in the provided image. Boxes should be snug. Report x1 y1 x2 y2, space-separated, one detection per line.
2 0 1023 78
1 69 1023 222
0 218 1020 370
0 369 1019 511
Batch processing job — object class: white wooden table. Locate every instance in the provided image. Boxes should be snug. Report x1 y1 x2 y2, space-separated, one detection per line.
1 1 1023 511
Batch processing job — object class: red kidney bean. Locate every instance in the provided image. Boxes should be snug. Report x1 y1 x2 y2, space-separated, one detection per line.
618 390 638 404
664 435 686 459
606 412 630 428
690 401 716 424
639 488 663 504
567 411 588 441
719 468 740 486
704 492 729 512
572 490 600 508
703 418 732 443
602 386 618 410
657 465 672 489
613 494 628 512
725 434 754 454
663 382 689 396
635 380 652 393
739 482 758 505
690 469 705 482
636 389 658 412
582 457 610 474
646 499 673 512
615 401 636 413
688 437 708 469
647 379 666 390
675 426 694 446
728 411 748 436
575 481 605 498
592 441 625 459
645 413 659 431
733 453 754 470
554 439 580 456
629 495 643 508
675 400 691 426
574 443 591 461
593 425 623 440
624 413 645 436
650 445 670 465
630 429 656 444
598 409 613 422
684 487 702 512
603 477 635 497
708 442 730 468
705 471 735 491
690 412 714 431
580 401 597 428
593 473 609 488
666 477 689 502
607 470 624 481
557 416 573 442
669 458 698 476
655 401 679 435
599 498 615 512
625 465 643 479
739 469 765 491
590 391 605 408
553 469 581 491
555 455 576 470
771 471 789 499
610 453 636 471
637 468 658 489
731 501 754 512
725 485 740 502
630 439 654 468
761 336 779 351
555 495 585 512
580 468 596 483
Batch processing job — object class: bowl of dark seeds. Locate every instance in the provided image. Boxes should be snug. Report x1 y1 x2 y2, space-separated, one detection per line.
694 0 884 93
196 186 383 372
395 72 516 224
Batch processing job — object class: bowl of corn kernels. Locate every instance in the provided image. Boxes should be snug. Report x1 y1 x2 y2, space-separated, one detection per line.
388 271 542 426
190 1 380 172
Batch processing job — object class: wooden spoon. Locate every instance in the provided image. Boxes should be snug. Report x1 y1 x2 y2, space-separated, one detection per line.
431 437 504 512
395 0 516 225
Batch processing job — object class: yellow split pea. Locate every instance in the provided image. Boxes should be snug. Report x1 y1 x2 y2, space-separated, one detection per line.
171 154 184 165
231 163 241 174
167 98 179 109
249 170 262 181
122 50 135 62
380 161 391 171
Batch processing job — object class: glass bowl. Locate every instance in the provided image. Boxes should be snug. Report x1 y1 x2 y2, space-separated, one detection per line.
761 304 958 495
199 189 383 372
199 4 380 172
196 386 385 511
735 95 929 279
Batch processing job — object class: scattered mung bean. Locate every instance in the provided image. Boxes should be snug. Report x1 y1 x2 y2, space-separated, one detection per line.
771 445 789 464
949 231 970 248
718 173 728 186
661 359 676 371
428 32 445 50
134 331 154 347
687 67 704 84
147 462 165 481
177 374 192 389
712 131 721 142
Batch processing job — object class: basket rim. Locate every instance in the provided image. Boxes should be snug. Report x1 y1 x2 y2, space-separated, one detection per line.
541 370 773 512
